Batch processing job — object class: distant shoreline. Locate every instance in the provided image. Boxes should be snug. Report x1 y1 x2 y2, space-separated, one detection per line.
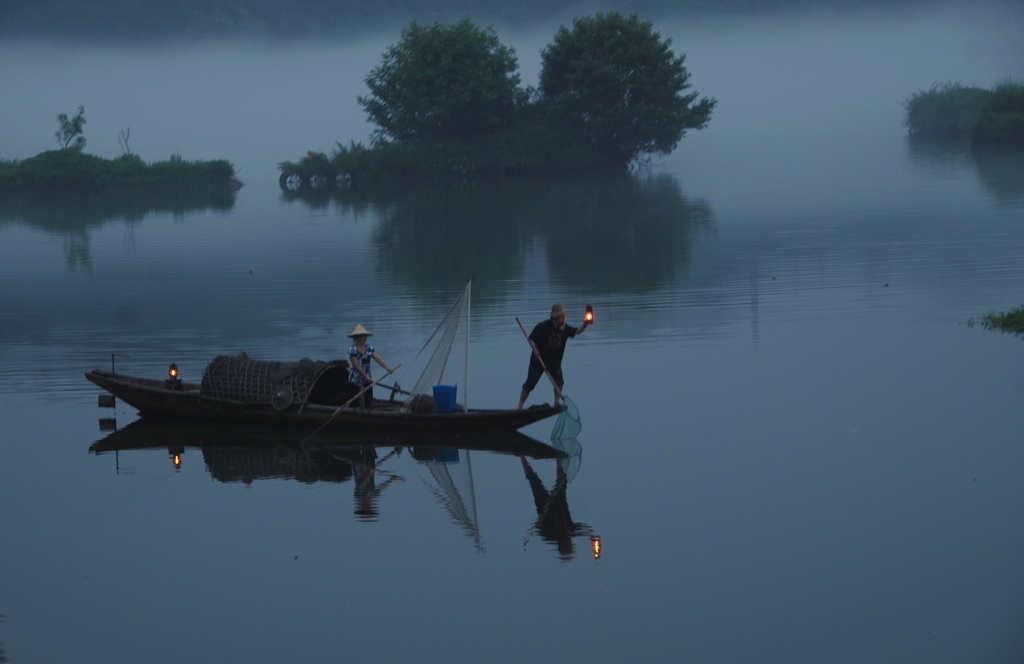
0 150 242 200
904 81 1024 147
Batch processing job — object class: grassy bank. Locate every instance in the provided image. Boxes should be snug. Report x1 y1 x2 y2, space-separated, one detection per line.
277 129 607 191
904 81 1024 145
0 149 242 198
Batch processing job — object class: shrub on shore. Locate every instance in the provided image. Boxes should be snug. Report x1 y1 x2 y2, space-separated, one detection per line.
0 149 242 198
972 81 1024 146
971 306 1024 337
905 80 1024 145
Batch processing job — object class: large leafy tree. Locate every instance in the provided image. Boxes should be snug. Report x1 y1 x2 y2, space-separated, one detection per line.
539 12 715 169
358 19 524 145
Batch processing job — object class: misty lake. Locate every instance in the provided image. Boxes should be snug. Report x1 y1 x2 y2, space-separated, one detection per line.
2 5 1024 662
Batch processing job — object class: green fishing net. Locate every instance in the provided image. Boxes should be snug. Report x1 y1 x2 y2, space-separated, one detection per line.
550 395 582 441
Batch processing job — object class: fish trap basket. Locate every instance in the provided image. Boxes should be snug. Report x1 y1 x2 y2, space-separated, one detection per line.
200 354 327 408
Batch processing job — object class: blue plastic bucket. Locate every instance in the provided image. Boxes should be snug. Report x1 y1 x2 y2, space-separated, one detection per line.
435 448 460 464
432 385 457 413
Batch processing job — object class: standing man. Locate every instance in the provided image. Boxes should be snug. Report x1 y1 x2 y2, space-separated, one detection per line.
516 303 590 410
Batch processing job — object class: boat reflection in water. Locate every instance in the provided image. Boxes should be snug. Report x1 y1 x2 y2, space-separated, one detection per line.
89 417 597 558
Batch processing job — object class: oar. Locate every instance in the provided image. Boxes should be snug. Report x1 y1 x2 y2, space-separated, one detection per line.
378 381 411 401
335 364 402 411
297 364 404 448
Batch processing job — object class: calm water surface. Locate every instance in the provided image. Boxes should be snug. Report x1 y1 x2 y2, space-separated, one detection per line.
2 6 1024 663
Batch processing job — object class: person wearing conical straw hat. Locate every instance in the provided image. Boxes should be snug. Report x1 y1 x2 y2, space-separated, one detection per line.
516 303 590 410
347 324 394 408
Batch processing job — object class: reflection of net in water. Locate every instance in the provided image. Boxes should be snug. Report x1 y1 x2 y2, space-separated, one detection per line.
419 449 484 553
552 435 583 484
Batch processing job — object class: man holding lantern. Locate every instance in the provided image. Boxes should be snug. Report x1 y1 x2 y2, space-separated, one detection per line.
516 303 592 410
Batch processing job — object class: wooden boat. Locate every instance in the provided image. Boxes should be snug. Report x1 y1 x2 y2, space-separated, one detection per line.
85 282 564 434
85 361 562 433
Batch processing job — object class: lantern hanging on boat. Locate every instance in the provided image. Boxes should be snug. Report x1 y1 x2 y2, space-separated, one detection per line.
166 363 181 389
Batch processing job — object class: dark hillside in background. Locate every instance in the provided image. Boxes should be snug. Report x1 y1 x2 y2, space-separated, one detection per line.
0 0 977 42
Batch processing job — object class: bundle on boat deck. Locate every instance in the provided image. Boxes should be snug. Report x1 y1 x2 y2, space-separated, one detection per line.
199 353 355 409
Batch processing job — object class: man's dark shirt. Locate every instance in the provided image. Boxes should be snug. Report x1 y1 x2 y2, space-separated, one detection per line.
529 318 578 371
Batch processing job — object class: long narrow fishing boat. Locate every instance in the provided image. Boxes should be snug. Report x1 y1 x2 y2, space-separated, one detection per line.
85 282 563 434
83 363 560 432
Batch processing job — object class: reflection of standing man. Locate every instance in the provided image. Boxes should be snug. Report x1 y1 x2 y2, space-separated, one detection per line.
520 456 592 560
516 303 589 410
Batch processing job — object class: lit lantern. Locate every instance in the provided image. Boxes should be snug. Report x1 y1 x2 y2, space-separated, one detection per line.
585 305 594 323
591 535 601 559
166 363 182 390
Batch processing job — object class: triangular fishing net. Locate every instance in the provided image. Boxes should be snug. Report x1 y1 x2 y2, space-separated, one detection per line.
404 281 471 408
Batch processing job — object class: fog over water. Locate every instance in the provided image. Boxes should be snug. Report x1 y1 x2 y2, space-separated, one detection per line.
2 3 1020 191
1 37 383 186
2 4 1024 663
668 5 1022 211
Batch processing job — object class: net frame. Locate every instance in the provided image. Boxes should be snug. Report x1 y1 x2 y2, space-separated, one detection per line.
404 281 472 408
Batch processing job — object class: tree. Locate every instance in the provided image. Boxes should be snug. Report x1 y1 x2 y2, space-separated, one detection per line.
55 105 87 151
358 19 524 145
538 13 715 169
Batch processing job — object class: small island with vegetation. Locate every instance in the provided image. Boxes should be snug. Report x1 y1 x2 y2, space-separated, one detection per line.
278 13 716 190
904 80 1024 144
0 106 242 200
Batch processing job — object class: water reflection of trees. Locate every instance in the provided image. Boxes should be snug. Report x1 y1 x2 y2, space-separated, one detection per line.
970 147 1024 203
907 136 1024 203
528 174 713 291
282 173 713 295
0 191 237 268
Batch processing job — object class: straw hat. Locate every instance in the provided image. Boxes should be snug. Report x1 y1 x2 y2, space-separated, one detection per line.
347 323 373 338
550 303 566 318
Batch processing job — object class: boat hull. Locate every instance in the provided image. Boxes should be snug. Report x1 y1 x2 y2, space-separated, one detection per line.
85 369 562 433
